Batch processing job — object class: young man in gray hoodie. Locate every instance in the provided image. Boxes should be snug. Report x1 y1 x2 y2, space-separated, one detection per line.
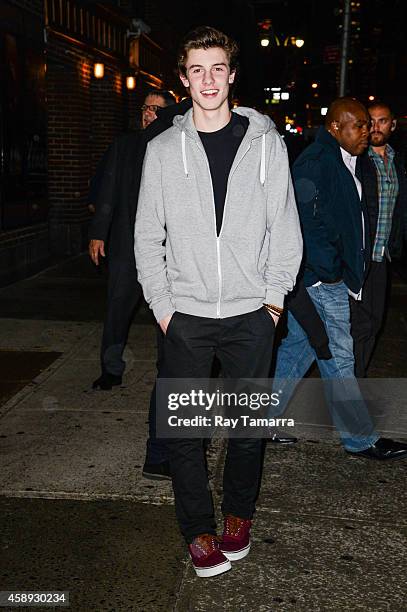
134 26 302 578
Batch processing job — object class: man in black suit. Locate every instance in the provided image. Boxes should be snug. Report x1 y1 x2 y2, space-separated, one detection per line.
89 90 178 390
88 92 193 480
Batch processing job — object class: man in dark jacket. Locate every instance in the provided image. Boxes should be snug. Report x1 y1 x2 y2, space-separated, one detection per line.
88 94 194 481
88 90 177 390
271 97 407 460
351 102 407 377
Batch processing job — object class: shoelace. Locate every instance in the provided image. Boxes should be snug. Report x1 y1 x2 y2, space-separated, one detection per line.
192 534 221 554
225 515 247 536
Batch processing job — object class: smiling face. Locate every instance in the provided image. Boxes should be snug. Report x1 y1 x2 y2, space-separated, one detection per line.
179 47 235 113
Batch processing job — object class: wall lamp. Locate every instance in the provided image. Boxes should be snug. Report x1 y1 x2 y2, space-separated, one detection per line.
126 76 136 90
94 63 104 78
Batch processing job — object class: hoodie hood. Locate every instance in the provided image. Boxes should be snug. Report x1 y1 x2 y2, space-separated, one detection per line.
233 106 276 134
154 97 193 129
173 106 276 185
173 106 275 138
142 98 193 146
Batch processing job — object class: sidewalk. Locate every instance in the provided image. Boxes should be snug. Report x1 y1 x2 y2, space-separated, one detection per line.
0 255 406 611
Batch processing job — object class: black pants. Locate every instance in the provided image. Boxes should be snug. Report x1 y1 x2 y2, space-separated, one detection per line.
350 260 388 378
101 260 143 377
159 309 275 543
145 329 169 464
145 330 222 465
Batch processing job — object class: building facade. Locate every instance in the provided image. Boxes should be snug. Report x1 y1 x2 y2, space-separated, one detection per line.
0 0 166 285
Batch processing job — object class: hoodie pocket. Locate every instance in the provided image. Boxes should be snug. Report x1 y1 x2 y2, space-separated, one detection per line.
167 236 219 302
221 237 266 302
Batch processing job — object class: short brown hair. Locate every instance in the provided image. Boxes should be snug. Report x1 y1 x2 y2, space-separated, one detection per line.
368 100 394 119
177 26 239 77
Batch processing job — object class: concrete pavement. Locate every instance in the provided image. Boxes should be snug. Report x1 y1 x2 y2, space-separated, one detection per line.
0 254 406 611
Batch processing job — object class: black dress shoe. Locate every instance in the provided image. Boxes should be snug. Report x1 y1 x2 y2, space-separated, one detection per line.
92 373 122 390
142 461 171 481
268 432 298 444
346 437 407 460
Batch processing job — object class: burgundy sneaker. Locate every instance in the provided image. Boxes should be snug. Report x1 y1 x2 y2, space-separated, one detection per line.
220 515 252 561
188 534 231 578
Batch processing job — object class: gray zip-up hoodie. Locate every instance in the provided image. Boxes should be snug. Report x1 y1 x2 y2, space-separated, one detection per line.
134 107 303 322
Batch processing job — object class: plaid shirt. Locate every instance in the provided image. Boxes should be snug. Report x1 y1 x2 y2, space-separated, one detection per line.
368 144 399 262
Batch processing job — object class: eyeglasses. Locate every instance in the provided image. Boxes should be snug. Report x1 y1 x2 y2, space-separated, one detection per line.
141 104 165 113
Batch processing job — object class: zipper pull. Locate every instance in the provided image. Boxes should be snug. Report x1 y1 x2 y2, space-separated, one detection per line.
313 189 319 217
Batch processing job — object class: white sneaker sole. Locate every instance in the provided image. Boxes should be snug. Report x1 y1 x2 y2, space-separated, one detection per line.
193 559 232 578
221 542 251 561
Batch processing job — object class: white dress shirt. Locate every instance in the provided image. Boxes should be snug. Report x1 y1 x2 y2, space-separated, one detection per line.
340 147 364 300
340 147 362 199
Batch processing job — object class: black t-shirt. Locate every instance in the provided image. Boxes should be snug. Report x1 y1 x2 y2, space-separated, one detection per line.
198 112 249 235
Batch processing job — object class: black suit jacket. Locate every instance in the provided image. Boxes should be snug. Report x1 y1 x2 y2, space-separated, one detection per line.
88 98 193 262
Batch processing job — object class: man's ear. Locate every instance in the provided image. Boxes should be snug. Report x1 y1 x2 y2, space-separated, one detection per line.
328 121 339 136
179 73 190 89
327 121 340 139
229 69 236 84
391 119 397 132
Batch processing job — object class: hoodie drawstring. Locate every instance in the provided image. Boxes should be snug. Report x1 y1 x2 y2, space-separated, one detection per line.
181 131 188 177
260 133 266 186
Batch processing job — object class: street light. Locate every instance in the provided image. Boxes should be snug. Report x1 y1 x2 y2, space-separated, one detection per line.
258 20 304 49
283 36 305 47
311 82 318 89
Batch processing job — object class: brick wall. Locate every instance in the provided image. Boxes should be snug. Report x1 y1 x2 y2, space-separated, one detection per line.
91 68 126 175
1 0 168 284
127 87 140 131
46 32 129 255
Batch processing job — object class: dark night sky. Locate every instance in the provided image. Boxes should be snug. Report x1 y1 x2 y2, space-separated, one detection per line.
146 0 406 104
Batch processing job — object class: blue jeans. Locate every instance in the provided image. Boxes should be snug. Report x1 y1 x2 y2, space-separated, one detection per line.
273 282 378 452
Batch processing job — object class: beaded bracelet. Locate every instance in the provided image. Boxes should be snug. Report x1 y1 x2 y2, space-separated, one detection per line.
263 303 284 316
